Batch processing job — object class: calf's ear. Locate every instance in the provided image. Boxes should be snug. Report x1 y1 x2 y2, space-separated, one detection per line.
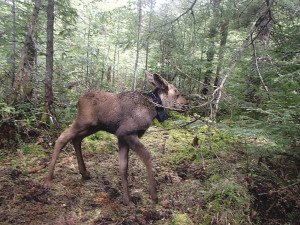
145 71 169 91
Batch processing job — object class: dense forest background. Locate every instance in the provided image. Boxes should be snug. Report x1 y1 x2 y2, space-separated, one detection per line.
0 0 299 224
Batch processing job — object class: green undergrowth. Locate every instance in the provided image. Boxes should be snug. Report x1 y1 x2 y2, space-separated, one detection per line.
171 213 194 225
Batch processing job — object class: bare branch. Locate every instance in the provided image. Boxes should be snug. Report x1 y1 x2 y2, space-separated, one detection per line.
166 59 205 85
153 0 198 30
250 33 271 99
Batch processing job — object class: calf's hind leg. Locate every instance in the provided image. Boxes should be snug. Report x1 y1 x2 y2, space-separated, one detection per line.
72 136 91 180
44 123 91 186
118 137 130 204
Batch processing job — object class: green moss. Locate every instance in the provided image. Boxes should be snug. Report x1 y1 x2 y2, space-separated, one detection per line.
151 118 172 128
165 125 241 166
171 213 194 225
88 131 114 141
169 111 190 121
84 131 117 153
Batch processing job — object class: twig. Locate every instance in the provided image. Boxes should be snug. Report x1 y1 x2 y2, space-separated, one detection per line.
179 117 202 128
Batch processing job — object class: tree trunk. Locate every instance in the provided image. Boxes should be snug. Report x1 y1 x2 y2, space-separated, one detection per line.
11 0 17 86
106 65 112 83
43 0 58 127
12 0 41 103
202 28 217 95
133 0 142 91
113 22 120 86
201 0 221 95
145 0 154 71
101 36 110 88
86 17 91 87
214 19 229 87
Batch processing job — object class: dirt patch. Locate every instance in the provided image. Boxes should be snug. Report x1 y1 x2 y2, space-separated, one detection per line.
175 162 208 181
0 169 57 224
262 156 300 180
248 159 300 225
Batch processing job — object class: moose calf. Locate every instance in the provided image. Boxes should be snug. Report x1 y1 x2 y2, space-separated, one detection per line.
44 71 187 205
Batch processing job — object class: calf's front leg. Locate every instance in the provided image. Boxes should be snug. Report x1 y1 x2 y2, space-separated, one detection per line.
124 135 158 203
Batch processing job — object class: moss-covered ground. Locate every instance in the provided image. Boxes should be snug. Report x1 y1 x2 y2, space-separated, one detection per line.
0 118 299 224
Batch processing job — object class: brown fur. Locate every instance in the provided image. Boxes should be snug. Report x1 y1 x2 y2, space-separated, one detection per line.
44 72 187 205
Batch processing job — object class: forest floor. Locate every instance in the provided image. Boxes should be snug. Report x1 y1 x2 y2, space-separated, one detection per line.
0 124 299 225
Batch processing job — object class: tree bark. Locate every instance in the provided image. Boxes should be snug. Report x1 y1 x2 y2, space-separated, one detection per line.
11 0 17 86
214 19 229 87
86 17 91 87
145 0 154 71
133 0 142 91
113 22 120 86
12 0 41 103
201 0 221 95
43 0 57 127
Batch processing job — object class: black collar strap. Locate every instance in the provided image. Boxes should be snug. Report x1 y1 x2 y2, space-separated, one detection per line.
148 88 169 122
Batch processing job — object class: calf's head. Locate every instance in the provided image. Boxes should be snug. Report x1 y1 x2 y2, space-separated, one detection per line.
146 71 187 110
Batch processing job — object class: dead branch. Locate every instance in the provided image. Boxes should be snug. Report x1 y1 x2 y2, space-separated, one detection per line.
250 33 271 99
166 59 205 85
152 0 198 31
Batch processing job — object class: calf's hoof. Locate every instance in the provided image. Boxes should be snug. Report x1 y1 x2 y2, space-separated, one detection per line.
43 178 52 189
122 195 135 207
81 171 91 180
151 195 158 204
